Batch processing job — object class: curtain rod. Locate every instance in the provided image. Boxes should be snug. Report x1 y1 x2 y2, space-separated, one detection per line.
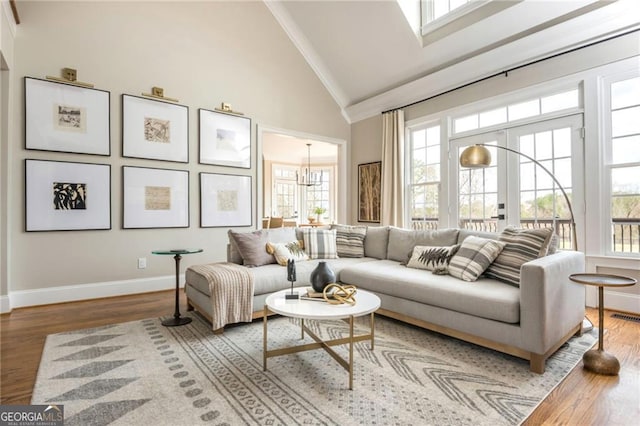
381 28 639 115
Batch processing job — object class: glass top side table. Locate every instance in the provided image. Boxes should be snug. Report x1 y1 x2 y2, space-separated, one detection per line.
152 249 203 327
569 273 637 375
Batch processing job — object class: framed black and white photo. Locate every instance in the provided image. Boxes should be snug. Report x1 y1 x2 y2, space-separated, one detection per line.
25 77 111 156
123 166 189 229
122 94 189 163
199 108 251 168
25 159 111 231
200 173 251 227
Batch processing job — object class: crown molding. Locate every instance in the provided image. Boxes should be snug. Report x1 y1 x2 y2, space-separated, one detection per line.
2 0 17 36
264 1 350 122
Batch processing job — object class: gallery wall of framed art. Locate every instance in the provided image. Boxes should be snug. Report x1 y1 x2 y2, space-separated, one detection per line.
22 76 257 233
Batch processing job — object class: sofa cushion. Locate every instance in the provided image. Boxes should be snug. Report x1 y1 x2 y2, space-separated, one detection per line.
364 226 389 259
457 229 498 244
227 230 273 267
485 226 554 286
339 259 520 324
266 241 309 266
387 227 460 263
448 236 506 282
302 228 338 259
406 245 460 272
333 225 367 258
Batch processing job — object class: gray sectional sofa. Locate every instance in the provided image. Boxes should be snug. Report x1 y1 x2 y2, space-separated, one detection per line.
185 225 585 373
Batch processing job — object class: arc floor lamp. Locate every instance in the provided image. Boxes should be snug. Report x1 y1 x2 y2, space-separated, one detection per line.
460 144 591 331
459 143 577 251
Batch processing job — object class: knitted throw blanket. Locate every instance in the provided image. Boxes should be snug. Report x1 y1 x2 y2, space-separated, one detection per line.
187 262 254 331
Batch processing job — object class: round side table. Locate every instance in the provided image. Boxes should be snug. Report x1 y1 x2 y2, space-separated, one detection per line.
152 249 203 327
569 273 637 375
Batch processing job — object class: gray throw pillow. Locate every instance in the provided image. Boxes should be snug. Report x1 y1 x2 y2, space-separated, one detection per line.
227 230 274 267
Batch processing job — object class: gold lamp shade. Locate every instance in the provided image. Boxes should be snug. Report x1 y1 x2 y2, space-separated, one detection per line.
460 145 492 168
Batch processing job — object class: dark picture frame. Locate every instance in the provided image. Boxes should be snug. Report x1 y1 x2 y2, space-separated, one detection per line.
122 166 189 229
122 94 189 163
358 161 381 223
200 172 252 227
25 159 111 231
199 108 251 168
25 77 111 156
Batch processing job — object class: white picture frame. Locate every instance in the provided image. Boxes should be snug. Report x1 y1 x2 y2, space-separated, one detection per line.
199 108 251 168
25 159 111 231
122 95 189 163
200 172 252 227
25 77 111 156
123 166 189 229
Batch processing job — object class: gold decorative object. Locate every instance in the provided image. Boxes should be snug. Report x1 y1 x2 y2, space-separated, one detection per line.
46 67 94 88
323 283 357 305
215 102 244 116
141 86 179 103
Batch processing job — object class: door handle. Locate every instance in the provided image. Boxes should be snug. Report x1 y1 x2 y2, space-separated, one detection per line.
491 215 505 220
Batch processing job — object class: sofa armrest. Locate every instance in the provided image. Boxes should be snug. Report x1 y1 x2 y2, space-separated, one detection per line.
519 251 585 354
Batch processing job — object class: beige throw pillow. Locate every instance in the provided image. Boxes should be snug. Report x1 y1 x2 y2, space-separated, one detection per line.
266 241 309 266
406 245 460 271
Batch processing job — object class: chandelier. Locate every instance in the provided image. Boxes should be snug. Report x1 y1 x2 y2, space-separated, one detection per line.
296 143 323 186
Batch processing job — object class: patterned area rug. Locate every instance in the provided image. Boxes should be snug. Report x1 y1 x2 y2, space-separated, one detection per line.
32 313 596 425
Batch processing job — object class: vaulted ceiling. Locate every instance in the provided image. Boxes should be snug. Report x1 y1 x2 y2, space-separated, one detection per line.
266 0 640 123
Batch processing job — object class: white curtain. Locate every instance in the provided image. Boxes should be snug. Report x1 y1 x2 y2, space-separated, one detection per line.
381 110 405 228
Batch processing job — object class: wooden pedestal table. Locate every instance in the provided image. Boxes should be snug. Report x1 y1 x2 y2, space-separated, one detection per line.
152 248 203 327
569 273 637 375
263 288 380 390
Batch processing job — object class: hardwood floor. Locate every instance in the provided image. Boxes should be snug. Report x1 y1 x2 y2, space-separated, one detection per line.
1 292 639 424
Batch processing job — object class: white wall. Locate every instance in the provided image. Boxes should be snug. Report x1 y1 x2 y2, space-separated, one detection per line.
4 1 349 310
1 0 17 313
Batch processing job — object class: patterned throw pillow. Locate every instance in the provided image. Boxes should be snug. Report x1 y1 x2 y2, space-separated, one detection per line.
406 245 460 271
334 225 367 258
448 236 506 282
484 227 554 286
302 229 338 260
266 241 309 266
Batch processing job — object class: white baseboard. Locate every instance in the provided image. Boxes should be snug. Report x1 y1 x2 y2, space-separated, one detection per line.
0 294 11 314
603 291 640 315
4 275 183 312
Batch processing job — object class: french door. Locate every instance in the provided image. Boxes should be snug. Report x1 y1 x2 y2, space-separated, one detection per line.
450 114 584 248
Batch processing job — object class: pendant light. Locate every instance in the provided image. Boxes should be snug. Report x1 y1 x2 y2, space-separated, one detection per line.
296 143 323 186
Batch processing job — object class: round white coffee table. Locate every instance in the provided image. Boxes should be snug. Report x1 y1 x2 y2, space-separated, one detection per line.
263 288 381 390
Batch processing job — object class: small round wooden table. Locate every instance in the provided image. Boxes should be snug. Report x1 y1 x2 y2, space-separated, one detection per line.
569 273 637 375
152 249 203 327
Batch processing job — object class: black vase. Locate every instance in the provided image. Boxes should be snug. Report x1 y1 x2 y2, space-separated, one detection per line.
310 261 336 293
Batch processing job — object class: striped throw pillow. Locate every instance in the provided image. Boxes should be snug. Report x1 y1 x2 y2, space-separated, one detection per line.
334 225 367 258
448 236 506 282
484 227 554 286
302 229 338 260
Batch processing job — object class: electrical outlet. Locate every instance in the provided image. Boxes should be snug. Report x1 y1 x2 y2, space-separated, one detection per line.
138 257 147 269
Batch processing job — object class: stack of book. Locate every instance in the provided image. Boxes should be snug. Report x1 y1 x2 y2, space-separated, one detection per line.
300 287 335 302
